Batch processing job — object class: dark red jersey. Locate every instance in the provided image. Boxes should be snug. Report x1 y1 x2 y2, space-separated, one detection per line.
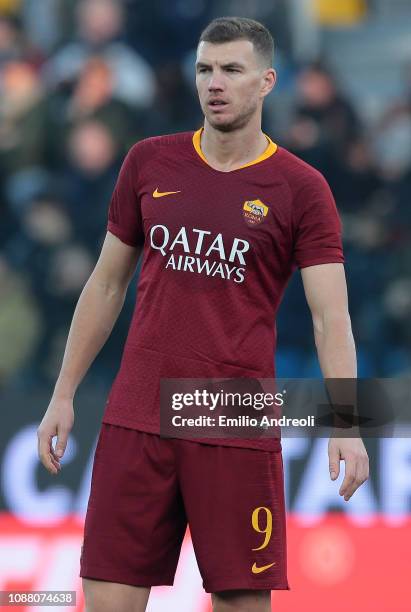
102 129 344 451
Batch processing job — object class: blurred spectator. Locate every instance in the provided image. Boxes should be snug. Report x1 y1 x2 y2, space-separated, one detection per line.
39 243 95 380
327 137 382 212
65 56 135 146
62 119 122 253
291 62 361 158
5 198 94 384
371 104 411 257
43 0 156 108
0 60 48 172
339 139 381 205
22 0 62 53
0 13 43 66
0 255 41 387
142 60 201 135
372 104 411 181
0 15 22 64
383 277 411 346
285 63 386 218
45 55 139 170
286 113 333 174
0 59 51 217
68 56 118 119
5 194 133 385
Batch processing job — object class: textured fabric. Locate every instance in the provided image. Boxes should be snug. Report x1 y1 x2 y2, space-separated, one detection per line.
103 130 344 451
80 424 290 592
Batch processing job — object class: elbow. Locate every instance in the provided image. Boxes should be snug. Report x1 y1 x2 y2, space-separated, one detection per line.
313 309 353 344
89 271 128 300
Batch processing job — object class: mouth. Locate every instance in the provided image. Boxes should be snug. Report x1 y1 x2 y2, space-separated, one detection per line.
208 100 228 111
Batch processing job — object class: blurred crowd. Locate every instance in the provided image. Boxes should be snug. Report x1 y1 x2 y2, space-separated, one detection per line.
0 0 410 389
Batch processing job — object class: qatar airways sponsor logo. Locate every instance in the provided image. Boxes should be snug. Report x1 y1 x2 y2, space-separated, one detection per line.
149 225 250 283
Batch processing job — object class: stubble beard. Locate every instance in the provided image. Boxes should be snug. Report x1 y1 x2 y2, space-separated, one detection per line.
205 99 259 133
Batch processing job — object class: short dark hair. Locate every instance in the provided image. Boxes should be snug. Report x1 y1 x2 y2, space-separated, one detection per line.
199 17 274 67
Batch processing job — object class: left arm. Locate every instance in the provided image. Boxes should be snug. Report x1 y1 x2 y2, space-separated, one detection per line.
301 262 369 501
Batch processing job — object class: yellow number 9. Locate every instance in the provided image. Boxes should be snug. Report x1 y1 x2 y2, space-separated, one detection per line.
251 506 273 551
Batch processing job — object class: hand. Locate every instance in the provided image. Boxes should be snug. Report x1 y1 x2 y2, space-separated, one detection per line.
37 397 74 475
328 436 369 501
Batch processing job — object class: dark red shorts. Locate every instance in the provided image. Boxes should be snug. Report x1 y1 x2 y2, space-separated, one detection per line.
80 424 289 593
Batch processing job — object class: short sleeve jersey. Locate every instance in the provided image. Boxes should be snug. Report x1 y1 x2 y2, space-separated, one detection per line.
103 129 345 451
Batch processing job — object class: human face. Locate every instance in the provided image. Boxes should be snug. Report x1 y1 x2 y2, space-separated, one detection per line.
195 39 275 133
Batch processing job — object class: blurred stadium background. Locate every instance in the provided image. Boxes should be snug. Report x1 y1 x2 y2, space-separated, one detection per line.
0 0 410 610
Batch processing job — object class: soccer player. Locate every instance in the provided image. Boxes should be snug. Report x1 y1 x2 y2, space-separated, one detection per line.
38 17 369 612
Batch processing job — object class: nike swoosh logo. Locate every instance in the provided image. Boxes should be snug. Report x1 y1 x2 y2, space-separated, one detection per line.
251 561 276 574
153 188 181 198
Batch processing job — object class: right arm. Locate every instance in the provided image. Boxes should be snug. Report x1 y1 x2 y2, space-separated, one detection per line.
37 231 142 474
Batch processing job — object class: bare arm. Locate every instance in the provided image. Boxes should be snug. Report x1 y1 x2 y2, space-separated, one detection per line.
301 263 356 378
38 232 142 473
301 263 369 500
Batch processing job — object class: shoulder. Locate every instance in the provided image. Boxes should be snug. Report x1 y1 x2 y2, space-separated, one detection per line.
271 147 340 224
272 146 331 198
127 131 195 162
116 131 195 183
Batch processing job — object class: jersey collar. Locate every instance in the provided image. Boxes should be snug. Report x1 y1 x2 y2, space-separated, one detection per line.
192 127 277 171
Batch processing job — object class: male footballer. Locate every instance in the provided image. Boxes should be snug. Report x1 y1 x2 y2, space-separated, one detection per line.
38 17 369 612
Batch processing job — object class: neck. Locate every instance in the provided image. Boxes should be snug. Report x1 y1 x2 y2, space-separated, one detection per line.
201 116 268 172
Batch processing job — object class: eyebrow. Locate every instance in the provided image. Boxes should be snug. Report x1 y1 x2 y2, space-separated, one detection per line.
196 61 245 70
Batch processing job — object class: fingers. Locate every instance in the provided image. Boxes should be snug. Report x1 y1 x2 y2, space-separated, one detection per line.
339 452 369 501
37 430 60 475
50 445 63 468
339 459 356 501
49 450 61 472
37 424 70 475
37 401 74 475
328 446 341 481
55 426 69 459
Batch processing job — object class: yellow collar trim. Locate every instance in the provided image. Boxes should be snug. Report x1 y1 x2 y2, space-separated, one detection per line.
192 127 277 171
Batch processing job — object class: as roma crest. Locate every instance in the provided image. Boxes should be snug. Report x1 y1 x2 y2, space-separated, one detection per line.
242 199 268 226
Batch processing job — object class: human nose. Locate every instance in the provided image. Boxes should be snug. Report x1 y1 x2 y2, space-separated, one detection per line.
208 70 225 92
